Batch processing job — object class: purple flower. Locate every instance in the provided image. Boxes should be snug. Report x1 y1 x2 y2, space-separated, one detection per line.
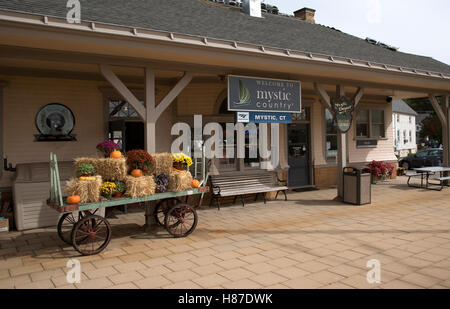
96 140 121 156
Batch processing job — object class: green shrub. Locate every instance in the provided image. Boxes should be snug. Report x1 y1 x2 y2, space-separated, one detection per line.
76 163 95 177
114 181 126 194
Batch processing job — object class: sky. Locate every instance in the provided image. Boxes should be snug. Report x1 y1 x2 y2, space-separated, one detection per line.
263 0 450 65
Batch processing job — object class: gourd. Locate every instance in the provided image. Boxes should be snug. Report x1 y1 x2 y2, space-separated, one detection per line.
192 179 200 188
131 169 143 178
79 176 96 181
67 195 81 205
110 150 122 159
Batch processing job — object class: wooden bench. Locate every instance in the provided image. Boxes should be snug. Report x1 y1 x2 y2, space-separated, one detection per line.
209 172 288 210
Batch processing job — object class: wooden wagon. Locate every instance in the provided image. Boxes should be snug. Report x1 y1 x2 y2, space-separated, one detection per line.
47 152 209 256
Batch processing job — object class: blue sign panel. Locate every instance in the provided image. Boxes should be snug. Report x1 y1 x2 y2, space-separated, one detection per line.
237 112 292 124
228 75 301 113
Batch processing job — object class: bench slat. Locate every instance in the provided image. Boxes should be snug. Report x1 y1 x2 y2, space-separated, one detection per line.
211 172 287 198
432 177 450 181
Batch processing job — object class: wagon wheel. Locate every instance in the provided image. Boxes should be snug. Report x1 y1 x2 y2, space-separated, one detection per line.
57 211 90 245
71 215 112 256
57 213 78 245
154 198 181 226
164 203 198 238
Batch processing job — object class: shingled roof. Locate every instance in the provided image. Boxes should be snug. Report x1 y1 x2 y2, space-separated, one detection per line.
392 100 418 116
1 0 450 75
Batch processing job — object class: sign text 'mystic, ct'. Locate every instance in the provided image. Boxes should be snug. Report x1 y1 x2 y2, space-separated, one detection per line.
228 75 301 113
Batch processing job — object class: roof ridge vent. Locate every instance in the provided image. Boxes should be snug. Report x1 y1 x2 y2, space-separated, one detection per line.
365 37 398 51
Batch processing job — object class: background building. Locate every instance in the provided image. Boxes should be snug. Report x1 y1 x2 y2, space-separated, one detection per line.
392 100 418 157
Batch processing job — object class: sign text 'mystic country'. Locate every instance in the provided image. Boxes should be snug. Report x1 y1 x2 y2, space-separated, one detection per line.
228 75 301 113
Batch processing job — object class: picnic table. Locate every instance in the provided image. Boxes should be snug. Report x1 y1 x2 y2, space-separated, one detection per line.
407 167 450 191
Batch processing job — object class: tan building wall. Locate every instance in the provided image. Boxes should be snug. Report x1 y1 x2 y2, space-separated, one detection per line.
0 75 106 187
0 75 177 188
348 102 397 163
313 100 397 188
177 83 226 116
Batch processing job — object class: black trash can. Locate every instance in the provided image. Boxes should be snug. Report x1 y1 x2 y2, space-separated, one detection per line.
343 167 371 205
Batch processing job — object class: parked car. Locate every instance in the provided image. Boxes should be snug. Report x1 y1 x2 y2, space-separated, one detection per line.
399 148 443 170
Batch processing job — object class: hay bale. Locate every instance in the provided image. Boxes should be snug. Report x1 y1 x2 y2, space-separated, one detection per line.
74 157 127 181
65 176 102 204
74 157 97 172
95 158 127 181
124 176 156 198
151 153 173 176
168 170 193 192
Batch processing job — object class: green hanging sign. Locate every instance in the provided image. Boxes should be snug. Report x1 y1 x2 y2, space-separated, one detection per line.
332 96 355 133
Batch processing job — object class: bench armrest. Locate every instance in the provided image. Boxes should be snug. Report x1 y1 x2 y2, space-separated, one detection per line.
211 184 221 196
277 177 287 186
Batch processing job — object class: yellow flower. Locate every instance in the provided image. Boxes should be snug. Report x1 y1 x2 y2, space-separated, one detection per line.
172 153 193 167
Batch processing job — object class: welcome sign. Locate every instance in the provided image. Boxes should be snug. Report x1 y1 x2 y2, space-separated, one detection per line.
332 96 355 133
228 75 301 113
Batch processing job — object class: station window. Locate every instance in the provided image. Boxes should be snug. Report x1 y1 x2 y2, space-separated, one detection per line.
356 109 369 138
109 100 144 119
356 109 386 139
325 109 337 160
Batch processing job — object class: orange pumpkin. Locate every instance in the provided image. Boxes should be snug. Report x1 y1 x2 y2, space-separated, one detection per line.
110 150 122 159
131 169 143 178
192 179 200 188
67 195 81 205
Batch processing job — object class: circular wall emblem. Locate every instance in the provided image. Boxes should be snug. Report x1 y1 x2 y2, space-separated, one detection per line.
35 103 75 136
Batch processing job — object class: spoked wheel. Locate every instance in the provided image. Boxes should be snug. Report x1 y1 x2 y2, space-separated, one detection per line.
71 215 111 256
164 203 198 238
57 213 79 245
154 198 181 226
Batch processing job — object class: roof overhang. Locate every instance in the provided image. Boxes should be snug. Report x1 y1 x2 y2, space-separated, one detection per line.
0 9 450 94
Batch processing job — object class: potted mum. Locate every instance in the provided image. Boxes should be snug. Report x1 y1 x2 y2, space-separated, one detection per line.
366 160 395 183
126 150 154 176
100 182 117 199
172 153 193 171
113 181 126 198
96 140 121 158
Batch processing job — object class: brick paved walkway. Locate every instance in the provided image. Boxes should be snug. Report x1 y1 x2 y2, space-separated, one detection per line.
1 177 450 289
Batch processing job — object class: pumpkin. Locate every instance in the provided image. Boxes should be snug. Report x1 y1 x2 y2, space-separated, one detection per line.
110 150 122 159
67 195 81 205
79 176 96 181
131 169 143 178
192 179 200 188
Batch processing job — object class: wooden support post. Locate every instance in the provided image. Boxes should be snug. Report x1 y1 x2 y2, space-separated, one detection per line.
145 70 192 153
429 94 449 166
336 85 346 198
155 72 193 119
145 67 156 153
99 64 146 119
313 83 332 110
428 94 447 127
444 95 450 167
353 87 364 108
